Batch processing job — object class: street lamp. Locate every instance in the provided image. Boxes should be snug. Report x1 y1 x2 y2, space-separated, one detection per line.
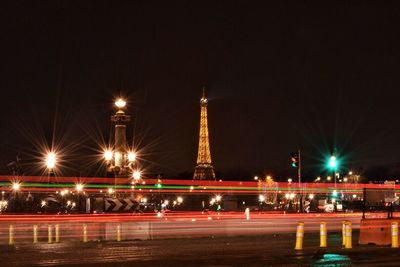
128 151 136 162
115 98 126 109
75 183 84 213
133 170 141 180
104 150 113 161
46 152 57 176
12 182 21 191
75 183 84 192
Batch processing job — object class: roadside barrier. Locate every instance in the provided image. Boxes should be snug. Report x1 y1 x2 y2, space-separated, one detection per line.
33 225 38 243
345 221 352 249
392 221 398 248
294 221 355 250
320 221 327 248
295 222 304 250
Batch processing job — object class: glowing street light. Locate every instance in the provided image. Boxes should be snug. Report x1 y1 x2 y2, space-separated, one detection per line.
128 151 136 162
258 195 266 202
115 98 126 109
133 170 141 180
104 150 113 161
254 176 258 181
46 152 56 169
309 194 314 199
287 178 293 183
12 182 21 191
177 196 183 204
75 183 84 192
215 195 222 202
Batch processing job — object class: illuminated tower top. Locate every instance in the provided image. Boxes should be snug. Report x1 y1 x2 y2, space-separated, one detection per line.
109 98 131 177
194 87 215 180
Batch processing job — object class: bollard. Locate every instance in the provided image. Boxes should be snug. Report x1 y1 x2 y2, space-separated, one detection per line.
295 222 304 250
320 221 327 248
55 224 60 243
392 221 398 248
83 224 88 243
245 208 250 220
48 225 53 244
33 225 38 244
9 225 14 245
345 221 352 249
116 224 121 242
342 220 347 246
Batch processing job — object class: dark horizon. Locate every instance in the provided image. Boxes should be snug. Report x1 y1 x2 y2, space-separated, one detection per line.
2 1 400 181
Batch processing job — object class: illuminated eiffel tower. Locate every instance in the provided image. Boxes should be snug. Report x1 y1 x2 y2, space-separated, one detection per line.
193 87 216 180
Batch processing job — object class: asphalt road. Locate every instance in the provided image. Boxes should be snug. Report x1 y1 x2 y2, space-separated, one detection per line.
0 212 397 266
2 232 400 266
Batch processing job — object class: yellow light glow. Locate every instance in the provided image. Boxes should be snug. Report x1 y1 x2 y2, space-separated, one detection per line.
75 183 84 192
12 182 21 191
215 195 222 202
309 194 314 199
133 170 141 180
128 151 136 162
108 188 114 194
46 152 56 169
104 150 113 161
177 196 183 203
115 98 126 108
258 195 266 202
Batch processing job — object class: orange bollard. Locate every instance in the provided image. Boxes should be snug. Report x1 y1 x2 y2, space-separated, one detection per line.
83 224 88 243
33 225 38 243
392 221 398 248
320 221 327 248
295 222 304 250
345 221 352 249
48 225 53 244
9 225 14 245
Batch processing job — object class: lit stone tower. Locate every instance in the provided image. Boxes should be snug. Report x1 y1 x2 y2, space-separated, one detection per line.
193 88 216 180
104 98 136 178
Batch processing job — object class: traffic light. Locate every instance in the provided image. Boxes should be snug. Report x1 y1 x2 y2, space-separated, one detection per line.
290 152 299 168
327 155 338 170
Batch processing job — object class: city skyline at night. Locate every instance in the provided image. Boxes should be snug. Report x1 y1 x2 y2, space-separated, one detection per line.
2 2 400 180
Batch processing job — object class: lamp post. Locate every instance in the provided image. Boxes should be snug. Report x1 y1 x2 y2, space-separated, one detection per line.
46 152 56 177
75 183 83 213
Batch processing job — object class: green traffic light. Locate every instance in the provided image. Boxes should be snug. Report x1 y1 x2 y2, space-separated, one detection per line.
327 155 338 170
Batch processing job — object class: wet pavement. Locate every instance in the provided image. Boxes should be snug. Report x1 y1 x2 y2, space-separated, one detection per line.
2 231 400 266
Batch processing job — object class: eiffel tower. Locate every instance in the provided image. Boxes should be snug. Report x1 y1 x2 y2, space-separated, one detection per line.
193 87 216 180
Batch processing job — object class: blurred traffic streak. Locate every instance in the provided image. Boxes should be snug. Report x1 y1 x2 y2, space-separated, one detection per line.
0 211 374 244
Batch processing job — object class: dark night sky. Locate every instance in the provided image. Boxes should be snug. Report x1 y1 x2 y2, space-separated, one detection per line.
1 1 400 180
